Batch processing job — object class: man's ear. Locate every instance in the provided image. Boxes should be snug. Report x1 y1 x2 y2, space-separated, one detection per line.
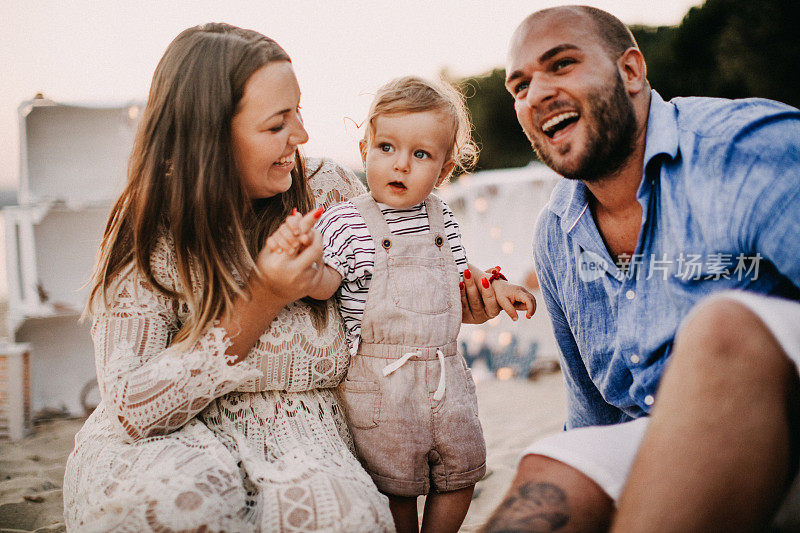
436 159 456 187
618 47 647 96
359 139 368 169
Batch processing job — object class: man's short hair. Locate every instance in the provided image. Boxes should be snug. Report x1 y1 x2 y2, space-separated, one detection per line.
527 5 640 59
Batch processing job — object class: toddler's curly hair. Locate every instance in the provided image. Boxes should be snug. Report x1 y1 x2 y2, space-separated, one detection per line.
363 76 479 179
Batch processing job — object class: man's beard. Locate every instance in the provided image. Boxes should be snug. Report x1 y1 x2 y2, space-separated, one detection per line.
528 72 637 182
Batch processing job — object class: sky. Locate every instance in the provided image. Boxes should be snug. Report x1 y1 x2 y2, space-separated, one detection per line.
0 0 705 192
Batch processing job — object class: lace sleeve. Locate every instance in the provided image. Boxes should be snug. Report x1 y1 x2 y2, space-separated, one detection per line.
307 158 367 209
93 249 262 443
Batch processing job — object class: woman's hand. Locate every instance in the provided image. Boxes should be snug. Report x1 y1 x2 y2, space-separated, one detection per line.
461 266 502 324
460 266 536 324
266 207 322 254
255 208 324 304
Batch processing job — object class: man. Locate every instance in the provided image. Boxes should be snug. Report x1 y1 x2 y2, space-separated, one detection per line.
484 5 800 532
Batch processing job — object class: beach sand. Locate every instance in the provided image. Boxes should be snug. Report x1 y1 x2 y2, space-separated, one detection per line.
0 371 566 532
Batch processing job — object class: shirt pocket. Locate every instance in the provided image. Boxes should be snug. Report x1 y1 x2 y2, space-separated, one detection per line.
387 256 451 315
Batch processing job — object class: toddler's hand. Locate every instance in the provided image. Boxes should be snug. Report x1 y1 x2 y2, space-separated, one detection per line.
267 207 324 254
492 279 536 321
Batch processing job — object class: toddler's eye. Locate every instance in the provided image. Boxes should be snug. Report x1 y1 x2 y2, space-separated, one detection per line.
413 150 430 159
379 143 394 153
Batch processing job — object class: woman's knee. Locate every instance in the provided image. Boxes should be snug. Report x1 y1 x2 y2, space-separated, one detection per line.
66 443 249 531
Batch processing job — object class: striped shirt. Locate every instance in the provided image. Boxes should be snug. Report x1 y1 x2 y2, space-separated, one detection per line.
316 195 468 355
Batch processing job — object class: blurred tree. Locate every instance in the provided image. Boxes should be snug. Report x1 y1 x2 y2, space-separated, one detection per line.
633 0 800 106
456 69 535 171
458 0 800 171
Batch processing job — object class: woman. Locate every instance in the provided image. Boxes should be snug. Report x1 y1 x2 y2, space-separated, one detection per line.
62 23 395 531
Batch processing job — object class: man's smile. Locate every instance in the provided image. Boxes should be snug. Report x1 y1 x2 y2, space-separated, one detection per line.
540 111 580 139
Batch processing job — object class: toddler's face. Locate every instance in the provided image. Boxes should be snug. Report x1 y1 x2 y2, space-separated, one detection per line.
361 111 455 209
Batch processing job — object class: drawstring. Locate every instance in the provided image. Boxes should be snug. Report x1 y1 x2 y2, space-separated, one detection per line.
382 352 418 376
382 349 447 401
433 350 446 401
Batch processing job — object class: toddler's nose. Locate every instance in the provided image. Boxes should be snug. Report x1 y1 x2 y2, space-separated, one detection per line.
393 152 411 173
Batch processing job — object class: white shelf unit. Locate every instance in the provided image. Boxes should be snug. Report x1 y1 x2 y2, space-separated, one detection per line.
2 98 142 417
18 99 140 206
0 343 32 440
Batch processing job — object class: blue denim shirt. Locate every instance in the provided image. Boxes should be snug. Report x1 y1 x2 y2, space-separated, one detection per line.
534 90 800 429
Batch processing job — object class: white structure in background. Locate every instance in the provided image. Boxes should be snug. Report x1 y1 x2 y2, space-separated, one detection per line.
3 97 141 419
439 163 562 377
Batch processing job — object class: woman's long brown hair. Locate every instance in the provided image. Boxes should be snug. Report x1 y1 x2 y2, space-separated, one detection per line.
88 23 324 346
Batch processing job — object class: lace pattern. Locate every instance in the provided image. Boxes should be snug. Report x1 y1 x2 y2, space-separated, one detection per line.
63 159 392 531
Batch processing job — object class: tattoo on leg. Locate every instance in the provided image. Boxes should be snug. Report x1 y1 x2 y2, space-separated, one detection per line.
482 482 570 532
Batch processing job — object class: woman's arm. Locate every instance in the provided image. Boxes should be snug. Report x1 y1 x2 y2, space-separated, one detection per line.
95 265 261 443
223 222 324 362
97 234 322 442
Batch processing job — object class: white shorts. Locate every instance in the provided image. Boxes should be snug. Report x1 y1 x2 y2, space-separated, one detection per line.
523 291 800 529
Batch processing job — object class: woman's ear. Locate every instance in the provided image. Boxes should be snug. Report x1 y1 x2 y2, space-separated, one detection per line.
436 159 456 187
359 139 368 170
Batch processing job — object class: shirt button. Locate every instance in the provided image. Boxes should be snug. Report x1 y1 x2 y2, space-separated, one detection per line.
644 395 655 406
630 354 640 364
626 290 636 300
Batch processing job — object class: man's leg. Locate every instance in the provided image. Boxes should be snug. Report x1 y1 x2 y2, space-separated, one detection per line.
613 298 800 532
481 454 614 532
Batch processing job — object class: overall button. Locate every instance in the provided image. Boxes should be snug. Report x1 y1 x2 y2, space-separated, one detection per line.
625 290 636 300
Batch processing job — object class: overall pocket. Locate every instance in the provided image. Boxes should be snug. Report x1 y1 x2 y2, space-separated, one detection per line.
388 256 451 315
460 356 479 417
339 378 382 429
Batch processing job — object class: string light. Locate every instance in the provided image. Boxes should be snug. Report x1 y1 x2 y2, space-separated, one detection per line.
498 331 512 347
497 367 514 380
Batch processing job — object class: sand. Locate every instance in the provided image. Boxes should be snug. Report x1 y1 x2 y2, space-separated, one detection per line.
0 371 567 532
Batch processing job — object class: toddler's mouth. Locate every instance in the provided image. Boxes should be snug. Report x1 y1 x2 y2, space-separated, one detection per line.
389 181 407 190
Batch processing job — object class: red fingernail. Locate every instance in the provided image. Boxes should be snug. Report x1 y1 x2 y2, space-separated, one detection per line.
464 269 471 280
313 207 325 219
459 281 465 289
482 277 489 288
292 208 298 215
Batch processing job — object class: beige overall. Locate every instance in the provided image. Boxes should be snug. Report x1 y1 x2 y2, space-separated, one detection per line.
337 193 487 497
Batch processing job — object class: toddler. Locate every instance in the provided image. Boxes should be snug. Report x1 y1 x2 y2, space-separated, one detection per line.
270 76 535 532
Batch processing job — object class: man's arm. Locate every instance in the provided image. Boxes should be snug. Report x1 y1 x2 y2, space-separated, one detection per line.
732 115 800 287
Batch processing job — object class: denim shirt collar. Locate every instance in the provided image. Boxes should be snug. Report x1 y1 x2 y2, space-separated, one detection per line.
548 90 680 233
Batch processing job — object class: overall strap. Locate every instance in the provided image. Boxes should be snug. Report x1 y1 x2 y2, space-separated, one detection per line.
350 193 392 249
424 194 446 235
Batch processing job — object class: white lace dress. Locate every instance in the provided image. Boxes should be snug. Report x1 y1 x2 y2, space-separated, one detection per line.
63 160 394 532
